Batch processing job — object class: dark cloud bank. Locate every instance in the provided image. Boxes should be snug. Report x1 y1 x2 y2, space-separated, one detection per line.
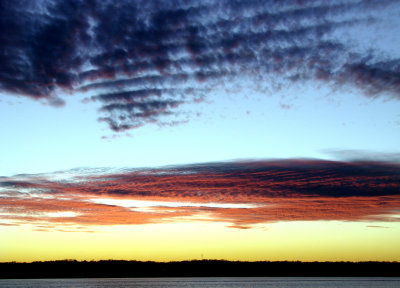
1 0 400 132
1 159 399 229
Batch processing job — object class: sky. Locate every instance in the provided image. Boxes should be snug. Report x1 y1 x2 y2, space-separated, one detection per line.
1 0 400 262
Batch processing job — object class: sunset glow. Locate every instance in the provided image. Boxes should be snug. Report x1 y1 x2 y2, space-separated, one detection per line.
1 0 400 263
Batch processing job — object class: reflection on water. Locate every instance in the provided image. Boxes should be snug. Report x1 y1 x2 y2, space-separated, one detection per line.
1 277 400 288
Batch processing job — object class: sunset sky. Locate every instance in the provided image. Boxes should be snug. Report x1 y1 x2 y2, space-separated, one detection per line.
1 0 400 262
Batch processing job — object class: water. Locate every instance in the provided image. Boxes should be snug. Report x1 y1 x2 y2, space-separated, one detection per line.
0 277 399 288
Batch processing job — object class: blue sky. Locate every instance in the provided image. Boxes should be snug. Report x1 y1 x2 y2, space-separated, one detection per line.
1 72 399 176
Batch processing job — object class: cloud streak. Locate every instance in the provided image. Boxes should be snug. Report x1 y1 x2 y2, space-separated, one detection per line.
1 159 399 229
1 0 400 132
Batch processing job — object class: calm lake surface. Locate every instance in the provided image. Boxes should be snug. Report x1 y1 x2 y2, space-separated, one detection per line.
1 277 400 288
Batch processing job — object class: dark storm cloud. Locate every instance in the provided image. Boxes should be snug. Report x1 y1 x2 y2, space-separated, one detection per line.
1 159 400 228
1 0 399 131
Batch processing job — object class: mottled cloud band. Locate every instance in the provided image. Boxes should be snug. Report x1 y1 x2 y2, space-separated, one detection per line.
1 0 400 132
1 159 399 230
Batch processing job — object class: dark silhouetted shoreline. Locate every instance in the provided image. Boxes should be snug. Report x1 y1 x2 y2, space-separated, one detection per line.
1 260 400 279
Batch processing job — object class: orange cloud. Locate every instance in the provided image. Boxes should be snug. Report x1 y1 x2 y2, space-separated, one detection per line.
1 160 399 229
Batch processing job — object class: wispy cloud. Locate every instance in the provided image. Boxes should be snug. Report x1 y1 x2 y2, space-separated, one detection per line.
1 0 399 132
1 159 399 229
367 225 391 229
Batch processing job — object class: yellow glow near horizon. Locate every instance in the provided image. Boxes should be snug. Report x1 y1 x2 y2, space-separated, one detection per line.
1 220 400 262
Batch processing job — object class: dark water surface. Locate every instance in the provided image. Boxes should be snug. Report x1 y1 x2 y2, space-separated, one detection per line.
1 277 400 287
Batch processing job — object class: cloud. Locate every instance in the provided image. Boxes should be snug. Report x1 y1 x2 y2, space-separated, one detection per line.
323 150 400 163
1 159 399 229
338 60 400 98
0 0 399 132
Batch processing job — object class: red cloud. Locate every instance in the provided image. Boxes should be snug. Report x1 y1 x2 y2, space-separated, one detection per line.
1 160 399 229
